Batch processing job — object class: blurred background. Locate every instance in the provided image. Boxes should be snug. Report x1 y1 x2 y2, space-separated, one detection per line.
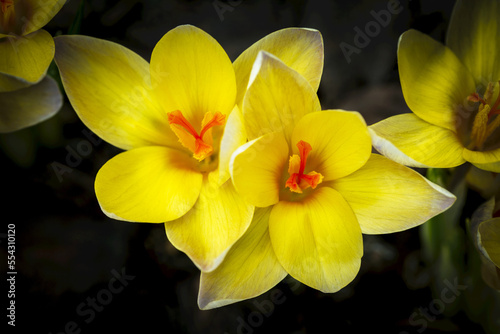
1 0 497 333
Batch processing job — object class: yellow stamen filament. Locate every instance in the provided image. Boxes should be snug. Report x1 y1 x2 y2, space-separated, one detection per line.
285 140 323 193
468 81 500 149
167 110 225 161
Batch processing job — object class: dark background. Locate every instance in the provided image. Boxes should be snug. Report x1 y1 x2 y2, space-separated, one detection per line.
1 0 493 333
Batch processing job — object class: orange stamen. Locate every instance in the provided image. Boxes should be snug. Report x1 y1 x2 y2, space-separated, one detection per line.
468 81 500 149
168 110 199 138
1 0 13 13
285 140 323 193
167 110 225 161
467 93 486 105
200 112 225 139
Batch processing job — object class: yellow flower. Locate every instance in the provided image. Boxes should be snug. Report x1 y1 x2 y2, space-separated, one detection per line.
470 197 500 290
53 25 324 272
198 52 456 309
369 0 500 173
0 0 64 132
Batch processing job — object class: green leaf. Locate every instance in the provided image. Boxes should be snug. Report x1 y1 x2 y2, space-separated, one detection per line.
68 0 85 35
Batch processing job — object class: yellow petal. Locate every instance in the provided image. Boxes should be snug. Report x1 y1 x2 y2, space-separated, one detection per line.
217 105 247 185
0 76 61 133
0 71 31 92
243 51 321 142
466 166 500 198
0 30 54 92
0 0 65 36
269 187 362 293
398 29 476 131
369 113 466 168
479 218 500 268
447 0 500 83
463 147 500 172
150 25 236 128
54 35 176 151
198 206 287 309
233 27 323 106
332 154 456 234
291 110 371 181
95 146 203 223
469 161 500 173
230 132 289 208
165 174 254 272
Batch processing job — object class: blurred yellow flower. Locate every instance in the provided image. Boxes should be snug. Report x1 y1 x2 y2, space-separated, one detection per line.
470 197 500 290
0 0 64 132
370 0 500 172
54 25 324 272
198 52 456 309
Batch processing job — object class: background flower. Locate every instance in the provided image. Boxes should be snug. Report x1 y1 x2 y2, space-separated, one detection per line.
0 0 64 132
370 0 500 173
469 197 500 290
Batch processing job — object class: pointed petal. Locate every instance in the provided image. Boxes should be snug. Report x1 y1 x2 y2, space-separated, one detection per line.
0 76 62 133
54 35 176 150
23 0 65 34
233 27 323 106
95 146 203 223
332 154 456 234
165 174 254 272
470 198 495 250
150 25 236 128
0 0 65 36
463 147 500 172
217 105 247 185
369 113 466 168
243 51 321 142
198 206 287 309
469 200 500 289
230 132 289 208
291 110 371 181
398 29 476 131
0 30 54 92
447 0 500 83
479 218 500 268
269 187 362 292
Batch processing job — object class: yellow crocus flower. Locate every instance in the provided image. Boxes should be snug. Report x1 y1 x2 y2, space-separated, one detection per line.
198 51 456 309
470 197 500 290
370 0 500 173
54 25 324 272
0 0 64 132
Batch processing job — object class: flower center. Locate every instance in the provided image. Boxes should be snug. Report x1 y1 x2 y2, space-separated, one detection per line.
467 81 500 150
167 110 225 161
0 0 14 30
285 140 324 193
